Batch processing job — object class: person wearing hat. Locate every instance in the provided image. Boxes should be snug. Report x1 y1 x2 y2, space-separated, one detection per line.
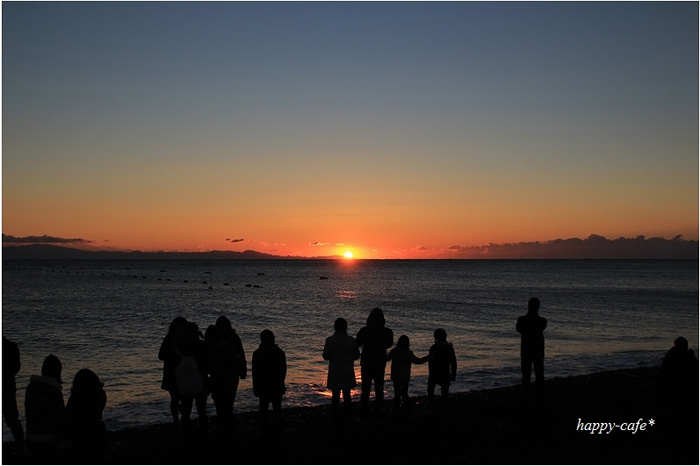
25 354 66 458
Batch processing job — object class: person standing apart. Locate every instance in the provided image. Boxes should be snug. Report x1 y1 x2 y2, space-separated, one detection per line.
516 297 547 402
356 307 393 416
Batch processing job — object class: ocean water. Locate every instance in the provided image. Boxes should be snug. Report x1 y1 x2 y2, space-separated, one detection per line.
2 259 698 440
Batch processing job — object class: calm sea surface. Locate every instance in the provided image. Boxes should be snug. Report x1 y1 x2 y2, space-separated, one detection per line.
2 259 698 440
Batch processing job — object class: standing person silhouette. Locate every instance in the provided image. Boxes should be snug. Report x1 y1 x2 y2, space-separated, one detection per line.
356 307 393 416
427 329 457 408
158 317 188 427
323 318 360 417
516 297 547 402
2 336 25 448
386 335 428 412
205 315 247 430
252 329 287 424
25 354 66 459
176 321 209 432
66 368 107 460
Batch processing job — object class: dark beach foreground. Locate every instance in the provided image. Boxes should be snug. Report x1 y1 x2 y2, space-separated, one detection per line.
3 366 697 465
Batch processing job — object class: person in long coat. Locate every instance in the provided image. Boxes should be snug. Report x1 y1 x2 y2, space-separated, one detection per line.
323 318 360 415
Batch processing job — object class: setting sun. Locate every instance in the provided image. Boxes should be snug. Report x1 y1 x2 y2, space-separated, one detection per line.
343 251 354 259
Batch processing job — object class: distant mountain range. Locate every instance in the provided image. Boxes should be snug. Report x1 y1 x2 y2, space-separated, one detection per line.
1 244 314 260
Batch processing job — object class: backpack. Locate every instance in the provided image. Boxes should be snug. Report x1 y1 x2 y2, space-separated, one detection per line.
175 355 203 398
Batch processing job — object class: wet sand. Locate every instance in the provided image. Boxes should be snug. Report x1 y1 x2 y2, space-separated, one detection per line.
3 366 697 464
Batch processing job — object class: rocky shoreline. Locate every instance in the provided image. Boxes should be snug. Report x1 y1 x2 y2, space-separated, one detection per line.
3 366 697 464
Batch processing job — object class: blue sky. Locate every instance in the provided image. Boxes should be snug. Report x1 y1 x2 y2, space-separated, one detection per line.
2 2 698 257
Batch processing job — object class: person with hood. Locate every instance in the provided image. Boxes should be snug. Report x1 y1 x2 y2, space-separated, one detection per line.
323 318 360 416
25 354 66 458
66 368 107 459
427 328 457 407
205 315 247 429
386 335 428 412
2 336 24 447
355 307 393 415
252 329 287 422
516 297 547 401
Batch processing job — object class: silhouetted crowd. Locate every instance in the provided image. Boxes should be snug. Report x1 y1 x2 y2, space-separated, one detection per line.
3 298 697 463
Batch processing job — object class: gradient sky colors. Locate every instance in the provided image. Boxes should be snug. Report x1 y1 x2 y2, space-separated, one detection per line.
2 2 698 259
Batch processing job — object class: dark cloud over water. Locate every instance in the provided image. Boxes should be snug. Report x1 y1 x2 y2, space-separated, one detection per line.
448 234 698 259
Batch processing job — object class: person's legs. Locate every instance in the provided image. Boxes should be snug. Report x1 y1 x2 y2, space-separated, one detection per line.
259 394 270 413
521 353 533 386
521 353 533 402
373 368 385 413
195 392 208 428
169 390 180 423
228 377 240 420
533 356 545 401
440 381 450 407
271 394 282 413
400 382 410 407
427 376 436 403
341 388 353 413
179 396 194 430
3 392 24 444
393 381 402 410
360 366 372 415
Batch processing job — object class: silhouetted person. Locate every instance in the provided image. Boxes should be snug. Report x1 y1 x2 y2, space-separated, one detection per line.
386 335 428 412
252 329 287 423
205 315 247 430
427 328 457 407
658 336 699 462
66 369 107 460
659 336 698 408
356 307 393 416
516 297 547 402
177 321 209 431
2 336 25 447
25 354 66 458
159 316 188 426
323 318 360 416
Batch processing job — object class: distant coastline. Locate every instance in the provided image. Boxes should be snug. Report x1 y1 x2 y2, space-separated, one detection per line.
2 239 699 261
1 244 312 261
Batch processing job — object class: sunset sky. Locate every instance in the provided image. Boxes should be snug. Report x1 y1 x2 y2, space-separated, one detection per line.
2 2 698 259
